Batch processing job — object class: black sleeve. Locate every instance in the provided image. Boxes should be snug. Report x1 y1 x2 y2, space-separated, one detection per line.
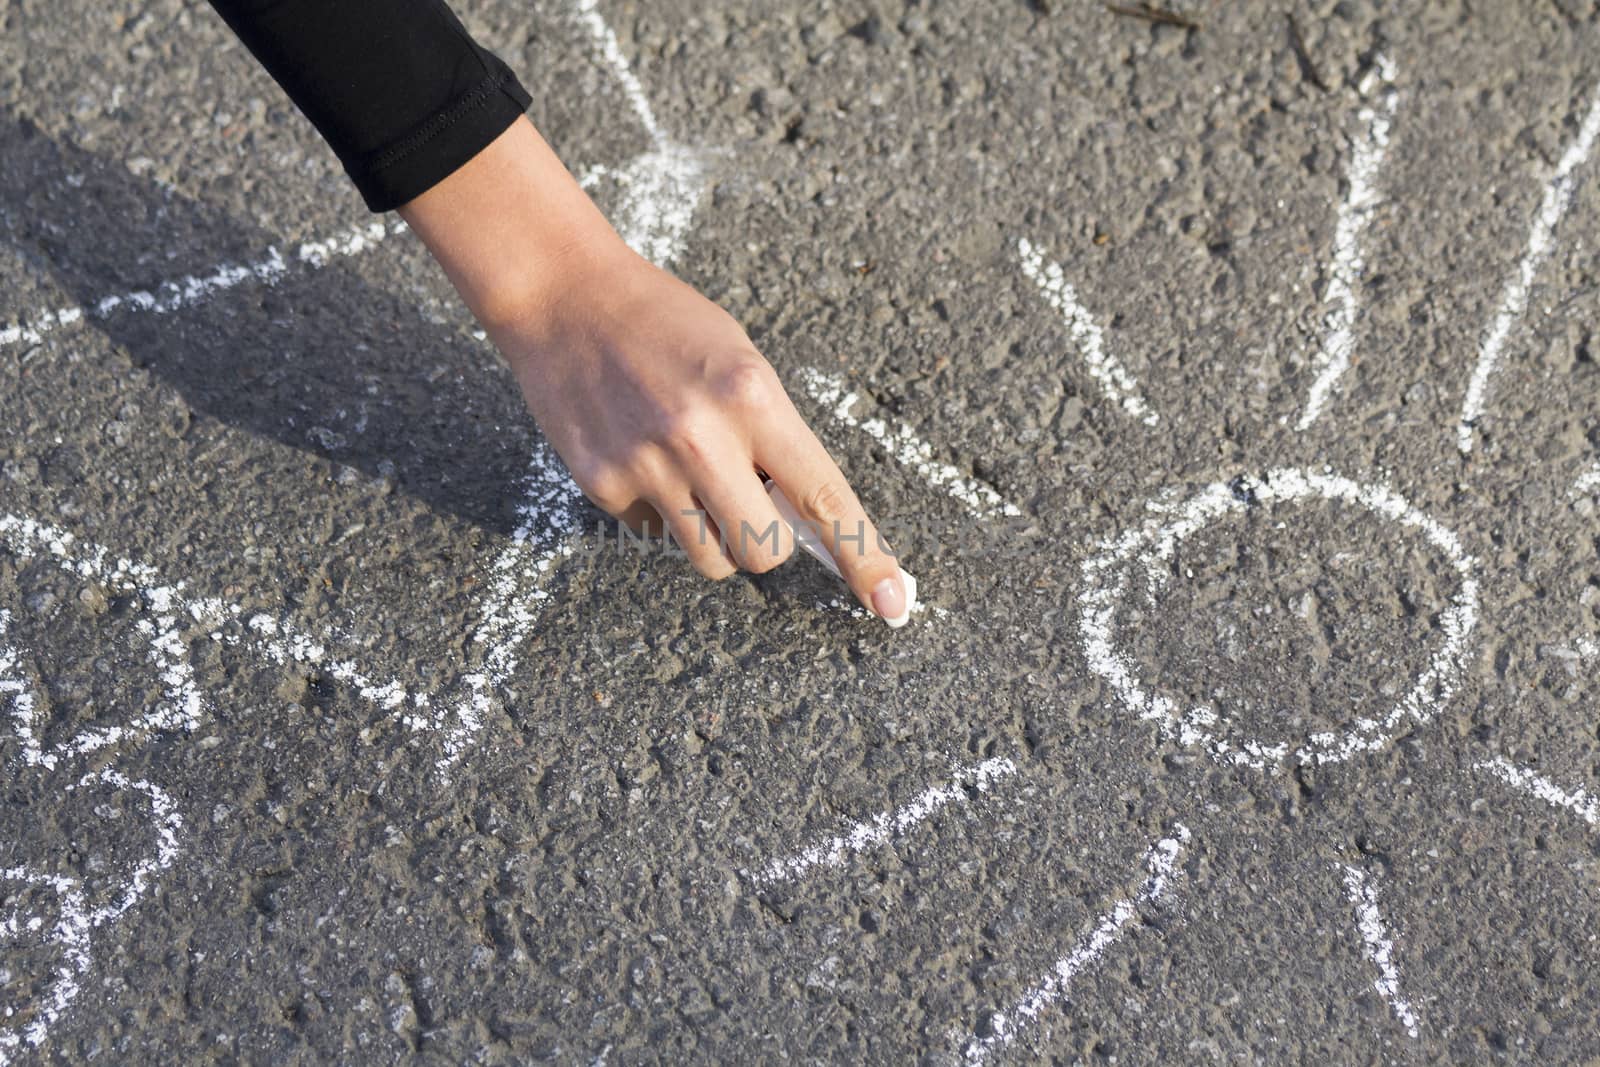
207 0 532 212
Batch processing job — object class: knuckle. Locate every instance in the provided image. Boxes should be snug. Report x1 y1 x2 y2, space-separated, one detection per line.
732 518 790 573
575 465 630 513
803 480 855 524
657 410 715 465
715 357 778 412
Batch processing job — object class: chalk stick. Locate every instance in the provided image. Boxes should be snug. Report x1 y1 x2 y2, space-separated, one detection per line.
765 480 918 628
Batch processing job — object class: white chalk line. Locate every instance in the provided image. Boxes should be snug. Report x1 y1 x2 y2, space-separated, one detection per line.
442 0 723 747
453 448 586 770
1079 468 1479 769
1475 756 1599 829
571 0 665 145
1016 237 1159 427
798 368 1022 521
1297 54 1400 430
1340 865 1420 1039
750 756 1016 887
1572 462 1600 498
571 0 706 268
1457 81 1600 454
0 220 404 351
0 518 205 766
959 824 1191 1064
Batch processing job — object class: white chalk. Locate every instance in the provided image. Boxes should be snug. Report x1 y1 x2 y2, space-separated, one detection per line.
1572 462 1600 499
1297 54 1400 430
751 756 1016 886
1457 80 1600 453
1016 237 1160 427
0 220 405 352
1475 755 1599 829
765 480 918 628
1340 865 1420 1038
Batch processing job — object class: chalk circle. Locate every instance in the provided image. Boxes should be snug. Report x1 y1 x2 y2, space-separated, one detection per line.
1078 468 1480 769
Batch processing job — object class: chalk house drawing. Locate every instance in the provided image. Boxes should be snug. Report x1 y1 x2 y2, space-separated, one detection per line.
749 54 1600 1060
0 2 717 1059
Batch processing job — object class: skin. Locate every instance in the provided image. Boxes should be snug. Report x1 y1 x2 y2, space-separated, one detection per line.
398 116 909 622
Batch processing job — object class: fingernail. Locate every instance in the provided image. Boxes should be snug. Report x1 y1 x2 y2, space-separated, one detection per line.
873 568 917 629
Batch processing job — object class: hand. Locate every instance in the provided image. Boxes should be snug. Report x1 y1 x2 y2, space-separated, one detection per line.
399 118 911 624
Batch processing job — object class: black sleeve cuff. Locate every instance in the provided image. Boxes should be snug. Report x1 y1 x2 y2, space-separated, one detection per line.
208 0 534 213
353 60 531 212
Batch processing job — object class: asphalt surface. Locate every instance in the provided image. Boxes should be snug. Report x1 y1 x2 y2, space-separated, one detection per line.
4 0 1600 1062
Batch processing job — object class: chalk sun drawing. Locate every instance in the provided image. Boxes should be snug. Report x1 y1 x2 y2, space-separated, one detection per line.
0 1 718 1056
749 52 1600 1059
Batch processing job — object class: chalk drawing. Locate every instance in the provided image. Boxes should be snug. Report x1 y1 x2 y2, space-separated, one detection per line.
13 1 1600 1058
1079 468 1479 769
0 511 447 749
959 824 1190 1063
454 447 585 769
744 38 1600 1063
0 769 181 1067
799 367 1021 520
1298 55 1400 430
0 1 726 1054
0 515 206 763
1340 865 1420 1038
1457 81 1600 454
751 756 1016 887
1017 238 1160 427
0 221 404 351
1475 756 1599 829
570 0 707 268
1 608 184 1066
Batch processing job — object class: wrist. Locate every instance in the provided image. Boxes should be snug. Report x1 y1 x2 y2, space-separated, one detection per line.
471 223 635 338
397 116 635 335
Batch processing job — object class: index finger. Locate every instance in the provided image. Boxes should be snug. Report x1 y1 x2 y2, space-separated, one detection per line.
753 396 915 627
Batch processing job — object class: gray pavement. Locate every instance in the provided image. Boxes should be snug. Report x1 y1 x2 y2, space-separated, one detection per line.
3 0 1600 1062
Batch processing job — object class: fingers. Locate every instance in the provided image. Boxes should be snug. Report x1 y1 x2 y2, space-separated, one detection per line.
691 466 794 574
610 495 735 579
753 404 912 626
656 493 739 580
613 497 666 539
592 467 788 580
